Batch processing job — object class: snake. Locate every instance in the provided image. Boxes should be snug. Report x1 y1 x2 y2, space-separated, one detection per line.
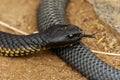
37 0 120 80
0 0 120 80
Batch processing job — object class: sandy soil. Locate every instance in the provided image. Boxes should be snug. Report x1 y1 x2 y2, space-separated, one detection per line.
0 0 120 80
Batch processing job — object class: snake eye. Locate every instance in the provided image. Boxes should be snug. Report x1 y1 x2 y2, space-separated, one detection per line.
68 34 74 39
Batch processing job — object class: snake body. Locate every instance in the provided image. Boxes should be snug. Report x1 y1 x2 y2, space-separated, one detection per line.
38 0 120 80
0 31 44 56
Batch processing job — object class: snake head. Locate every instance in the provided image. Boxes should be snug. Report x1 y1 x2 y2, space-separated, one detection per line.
40 24 84 48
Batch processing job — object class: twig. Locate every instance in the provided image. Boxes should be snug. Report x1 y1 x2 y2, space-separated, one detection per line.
0 20 119 56
0 21 28 35
92 50 120 56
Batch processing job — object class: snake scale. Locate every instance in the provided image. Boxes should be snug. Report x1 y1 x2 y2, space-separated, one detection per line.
38 0 120 80
0 0 120 80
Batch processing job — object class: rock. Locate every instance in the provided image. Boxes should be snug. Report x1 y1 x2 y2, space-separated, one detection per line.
87 0 120 33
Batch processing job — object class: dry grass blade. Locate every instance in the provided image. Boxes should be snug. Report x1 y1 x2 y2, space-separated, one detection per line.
92 50 120 56
0 20 119 56
0 21 28 35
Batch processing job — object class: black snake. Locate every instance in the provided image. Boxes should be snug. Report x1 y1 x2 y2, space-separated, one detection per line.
0 0 120 80
38 0 120 80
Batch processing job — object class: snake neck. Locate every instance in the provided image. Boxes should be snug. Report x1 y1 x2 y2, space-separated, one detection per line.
23 33 47 48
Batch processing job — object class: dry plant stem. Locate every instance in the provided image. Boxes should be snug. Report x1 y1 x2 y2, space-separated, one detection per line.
0 20 119 56
92 50 120 56
0 21 28 35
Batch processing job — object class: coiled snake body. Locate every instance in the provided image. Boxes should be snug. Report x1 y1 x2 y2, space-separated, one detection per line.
0 0 120 80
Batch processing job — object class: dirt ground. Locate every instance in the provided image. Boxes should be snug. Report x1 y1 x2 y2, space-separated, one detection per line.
0 0 120 80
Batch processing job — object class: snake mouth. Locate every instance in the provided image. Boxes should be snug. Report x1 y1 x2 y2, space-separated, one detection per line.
47 41 79 49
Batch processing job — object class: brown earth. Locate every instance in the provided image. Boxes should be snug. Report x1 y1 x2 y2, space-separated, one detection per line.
0 0 120 80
